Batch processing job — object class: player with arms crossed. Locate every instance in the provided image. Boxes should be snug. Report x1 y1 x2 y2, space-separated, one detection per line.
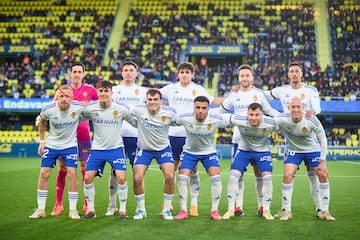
50 62 98 216
131 88 177 220
160 62 222 216
81 81 136 220
275 97 335 221
105 61 147 216
29 85 85 220
264 61 323 216
174 96 228 220
212 64 279 217
222 102 278 220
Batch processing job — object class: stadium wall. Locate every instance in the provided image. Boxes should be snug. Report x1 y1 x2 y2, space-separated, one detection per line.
1 143 359 161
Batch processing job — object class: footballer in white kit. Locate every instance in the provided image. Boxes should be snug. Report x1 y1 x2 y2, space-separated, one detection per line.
222 102 279 220
174 96 227 220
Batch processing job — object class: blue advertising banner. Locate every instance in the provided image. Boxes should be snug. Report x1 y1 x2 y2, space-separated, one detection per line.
0 44 34 55
0 98 51 112
187 44 245 56
0 98 359 113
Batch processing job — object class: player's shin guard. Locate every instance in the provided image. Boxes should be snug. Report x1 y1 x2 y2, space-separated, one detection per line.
55 166 67 205
210 175 222 212
117 182 128 213
84 183 95 212
108 172 118 208
281 182 293 211
68 191 78 211
262 175 273 211
308 171 322 210
256 177 264 208
228 172 241 211
319 182 330 211
189 172 200 207
177 174 189 211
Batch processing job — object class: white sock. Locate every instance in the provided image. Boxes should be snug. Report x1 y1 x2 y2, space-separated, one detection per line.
109 172 118 208
84 183 95 212
256 177 263 208
235 176 244 209
117 182 128 213
68 191 78 211
164 193 174 212
262 175 273 211
177 174 188 212
228 172 241 211
308 171 321 210
211 175 222 212
319 182 330 211
189 172 200 207
281 183 293 211
134 193 145 211
37 189 48 210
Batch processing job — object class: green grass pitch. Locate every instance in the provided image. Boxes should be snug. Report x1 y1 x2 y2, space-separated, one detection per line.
0 158 359 240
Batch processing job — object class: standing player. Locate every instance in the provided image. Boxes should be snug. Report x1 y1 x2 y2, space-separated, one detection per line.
264 61 322 216
222 103 278 220
212 64 279 217
275 97 335 221
105 61 147 216
160 62 222 216
51 62 98 216
174 96 228 220
131 89 177 220
29 85 85 219
80 81 136 219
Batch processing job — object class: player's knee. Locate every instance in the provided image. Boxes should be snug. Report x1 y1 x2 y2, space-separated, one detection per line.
58 165 67 172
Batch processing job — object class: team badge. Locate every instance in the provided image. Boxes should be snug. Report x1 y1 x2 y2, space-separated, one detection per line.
113 111 118 118
135 89 139 95
253 95 258 102
161 116 166 123
207 124 212 130
301 93 305 100
302 127 307 133
262 129 267 134
83 92 88 97
71 112 76 119
192 89 196 96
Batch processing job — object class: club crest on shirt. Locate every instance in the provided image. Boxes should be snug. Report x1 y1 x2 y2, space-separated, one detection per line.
262 128 267 134
302 127 307 133
83 92 88 97
161 116 166 123
135 89 139 95
71 112 76 119
113 111 118 118
301 93 305 100
253 95 258 102
207 124 212 130
192 89 196 96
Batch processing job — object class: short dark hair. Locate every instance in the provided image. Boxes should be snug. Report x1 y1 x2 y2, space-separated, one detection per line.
177 62 195 73
194 95 209 104
237 64 254 74
248 102 262 111
123 61 138 71
147 88 162 99
97 80 112 89
70 62 85 72
288 61 302 70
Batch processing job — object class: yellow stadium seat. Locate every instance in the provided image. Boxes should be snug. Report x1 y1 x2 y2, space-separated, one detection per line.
351 134 358 141
332 128 338 134
338 128 345 135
